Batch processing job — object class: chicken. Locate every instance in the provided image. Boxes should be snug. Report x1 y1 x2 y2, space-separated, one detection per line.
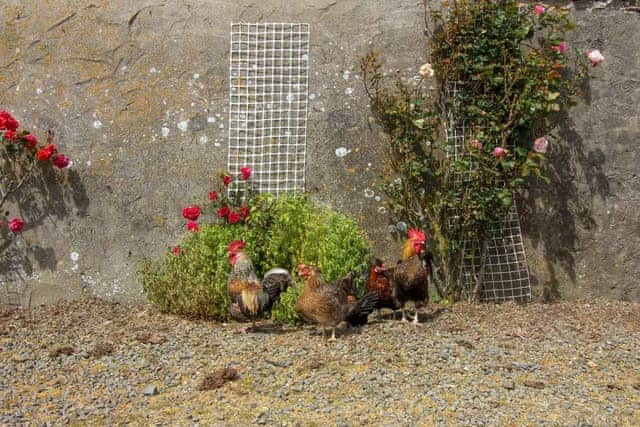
388 229 430 326
227 240 293 330
366 258 397 319
296 264 378 340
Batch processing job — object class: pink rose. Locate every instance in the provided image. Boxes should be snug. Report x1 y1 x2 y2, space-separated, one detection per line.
208 191 218 202
240 166 252 180
222 174 232 186
185 221 200 232
492 147 507 158
534 137 549 154
534 4 545 15
8 218 24 233
552 42 568 55
52 154 70 169
586 49 604 67
182 205 201 221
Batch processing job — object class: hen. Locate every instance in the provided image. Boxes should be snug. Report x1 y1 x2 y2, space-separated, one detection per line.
296 264 378 340
227 240 293 330
388 229 431 326
366 258 397 319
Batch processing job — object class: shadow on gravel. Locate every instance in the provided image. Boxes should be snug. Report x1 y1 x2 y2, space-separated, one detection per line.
234 323 300 335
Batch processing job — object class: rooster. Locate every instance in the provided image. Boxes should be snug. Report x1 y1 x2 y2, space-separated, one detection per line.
388 229 430 326
227 240 293 331
366 258 397 320
296 264 378 341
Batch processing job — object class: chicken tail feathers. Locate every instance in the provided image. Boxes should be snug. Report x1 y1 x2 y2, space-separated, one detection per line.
346 292 379 326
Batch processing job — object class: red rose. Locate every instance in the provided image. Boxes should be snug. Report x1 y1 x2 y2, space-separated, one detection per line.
216 206 230 218
52 154 70 169
208 191 218 202
36 143 57 161
240 166 252 180
172 246 181 256
227 211 241 224
222 174 232 186
0 111 19 131
36 148 53 161
182 205 201 221
8 218 24 233
239 206 250 220
3 130 17 141
23 134 37 149
185 221 200 232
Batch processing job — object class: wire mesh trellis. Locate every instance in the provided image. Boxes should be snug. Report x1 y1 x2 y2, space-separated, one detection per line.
227 23 310 196
444 82 532 302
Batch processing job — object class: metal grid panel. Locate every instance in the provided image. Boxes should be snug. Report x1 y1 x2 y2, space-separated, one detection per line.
460 201 532 302
445 82 531 302
228 23 310 196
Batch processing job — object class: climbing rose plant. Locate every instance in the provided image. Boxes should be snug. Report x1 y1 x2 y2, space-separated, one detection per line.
360 1 602 301
1 110 72 237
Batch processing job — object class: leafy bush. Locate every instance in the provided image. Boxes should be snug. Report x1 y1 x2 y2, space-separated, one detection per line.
139 193 370 323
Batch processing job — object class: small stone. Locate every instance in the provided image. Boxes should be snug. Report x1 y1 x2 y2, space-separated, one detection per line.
523 380 545 389
11 354 30 363
143 385 159 396
49 345 75 358
503 380 515 390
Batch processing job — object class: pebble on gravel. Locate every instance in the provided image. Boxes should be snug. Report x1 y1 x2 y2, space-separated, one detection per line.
89 342 114 359
143 385 159 396
49 344 75 358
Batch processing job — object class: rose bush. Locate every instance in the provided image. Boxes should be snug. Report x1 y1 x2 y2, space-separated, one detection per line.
360 1 602 300
1 110 72 238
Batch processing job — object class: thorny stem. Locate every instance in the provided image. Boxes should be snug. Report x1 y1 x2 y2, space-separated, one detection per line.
472 238 489 302
0 158 36 211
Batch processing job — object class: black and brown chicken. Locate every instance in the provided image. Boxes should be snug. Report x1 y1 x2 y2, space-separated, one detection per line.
296 264 378 340
227 240 293 331
387 229 431 326
366 258 397 320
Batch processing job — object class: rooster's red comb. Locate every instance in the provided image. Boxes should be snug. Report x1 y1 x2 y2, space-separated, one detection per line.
407 229 426 242
227 240 246 253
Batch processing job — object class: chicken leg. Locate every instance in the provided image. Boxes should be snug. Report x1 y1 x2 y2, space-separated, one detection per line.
328 328 337 342
412 311 420 327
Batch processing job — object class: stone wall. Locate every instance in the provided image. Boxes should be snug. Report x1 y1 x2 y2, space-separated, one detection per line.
1 0 638 305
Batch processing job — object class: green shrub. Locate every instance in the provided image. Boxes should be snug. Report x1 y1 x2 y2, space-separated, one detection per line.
139 193 370 323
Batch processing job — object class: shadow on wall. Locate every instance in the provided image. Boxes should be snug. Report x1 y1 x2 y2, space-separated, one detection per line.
520 101 610 299
1 162 89 307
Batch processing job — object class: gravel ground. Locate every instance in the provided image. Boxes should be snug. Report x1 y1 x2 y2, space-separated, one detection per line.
1 299 639 426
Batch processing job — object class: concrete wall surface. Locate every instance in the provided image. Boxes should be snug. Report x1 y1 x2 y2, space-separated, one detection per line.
1 0 638 305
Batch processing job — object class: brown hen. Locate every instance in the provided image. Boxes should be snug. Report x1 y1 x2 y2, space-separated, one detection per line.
295 264 378 341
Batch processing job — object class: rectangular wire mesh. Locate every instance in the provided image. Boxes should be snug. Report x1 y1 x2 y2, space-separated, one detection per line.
445 82 532 302
227 23 310 196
